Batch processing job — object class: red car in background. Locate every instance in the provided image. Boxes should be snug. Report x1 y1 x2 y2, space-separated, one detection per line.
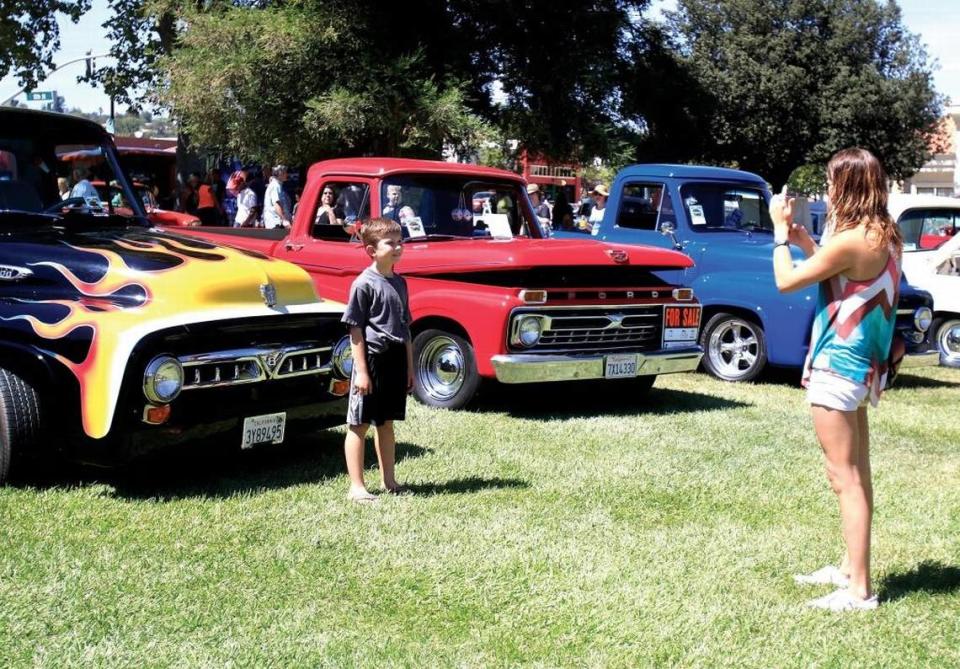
92 180 200 227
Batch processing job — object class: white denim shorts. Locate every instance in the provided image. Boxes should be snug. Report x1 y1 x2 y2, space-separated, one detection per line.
806 370 869 412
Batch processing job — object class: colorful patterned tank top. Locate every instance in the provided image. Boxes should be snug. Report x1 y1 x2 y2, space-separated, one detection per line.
801 249 900 406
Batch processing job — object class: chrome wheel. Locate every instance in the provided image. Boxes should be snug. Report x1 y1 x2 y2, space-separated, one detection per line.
417 335 465 402
702 314 766 382
936 318 960 367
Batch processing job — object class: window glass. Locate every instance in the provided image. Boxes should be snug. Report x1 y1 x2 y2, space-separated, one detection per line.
380 175 541 239
615 183 664 230
310 181 370 241
679 183 772 232
897 208 959 251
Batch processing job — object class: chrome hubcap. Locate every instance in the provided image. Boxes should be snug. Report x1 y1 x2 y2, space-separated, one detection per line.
939 320 960 363
417 336 465 401
708 319 760 378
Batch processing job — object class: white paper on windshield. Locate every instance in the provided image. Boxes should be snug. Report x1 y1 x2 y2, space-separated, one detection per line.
403 216 426 238
689 204 707 226
483 213 513 239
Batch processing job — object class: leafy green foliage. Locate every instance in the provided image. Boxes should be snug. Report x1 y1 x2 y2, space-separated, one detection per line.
658 0 945 188
0 0 91 90
788 163 828 196
158 4 493 164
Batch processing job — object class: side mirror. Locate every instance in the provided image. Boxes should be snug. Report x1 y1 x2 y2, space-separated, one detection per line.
659 221 683 251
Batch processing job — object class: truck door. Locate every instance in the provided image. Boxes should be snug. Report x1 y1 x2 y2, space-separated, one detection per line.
274 177 374 301
600 180 704 284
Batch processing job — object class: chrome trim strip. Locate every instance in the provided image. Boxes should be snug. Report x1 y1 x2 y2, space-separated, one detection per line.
491 347 703 383
179 344 333 390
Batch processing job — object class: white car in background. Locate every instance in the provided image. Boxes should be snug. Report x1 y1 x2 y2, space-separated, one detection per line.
890 194 960 366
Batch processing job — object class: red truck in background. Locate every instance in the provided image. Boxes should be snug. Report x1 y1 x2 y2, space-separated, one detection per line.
170 158 704 409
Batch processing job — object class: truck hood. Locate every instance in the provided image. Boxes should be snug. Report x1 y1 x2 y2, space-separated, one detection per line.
399 237 693 274
0 226 339 439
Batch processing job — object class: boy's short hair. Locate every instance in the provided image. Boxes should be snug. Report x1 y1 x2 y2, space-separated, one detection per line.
360 217 402 247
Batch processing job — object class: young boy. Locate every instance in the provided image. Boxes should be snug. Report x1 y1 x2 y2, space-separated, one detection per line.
341 217 414 503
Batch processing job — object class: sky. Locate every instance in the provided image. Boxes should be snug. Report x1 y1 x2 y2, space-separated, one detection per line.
0 0 958 114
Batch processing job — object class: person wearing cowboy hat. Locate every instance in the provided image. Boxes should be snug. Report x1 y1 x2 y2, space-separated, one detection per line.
526 183 551 221
587 184 609 233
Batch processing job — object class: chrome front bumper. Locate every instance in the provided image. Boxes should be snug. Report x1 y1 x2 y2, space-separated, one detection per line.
490 348 703 384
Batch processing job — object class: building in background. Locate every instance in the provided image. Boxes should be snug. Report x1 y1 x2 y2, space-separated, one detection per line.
900 105 960 197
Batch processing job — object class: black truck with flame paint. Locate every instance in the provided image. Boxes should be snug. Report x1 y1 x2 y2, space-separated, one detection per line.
0 109 349 483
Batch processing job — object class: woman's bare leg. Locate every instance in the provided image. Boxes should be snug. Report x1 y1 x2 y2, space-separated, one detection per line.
838 407 872 577
811 405 872 599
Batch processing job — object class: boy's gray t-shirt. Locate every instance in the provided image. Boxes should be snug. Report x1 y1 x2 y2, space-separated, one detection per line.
341 266 412 353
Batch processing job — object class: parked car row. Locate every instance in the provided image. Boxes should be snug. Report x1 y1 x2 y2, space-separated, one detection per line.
0 107 948 485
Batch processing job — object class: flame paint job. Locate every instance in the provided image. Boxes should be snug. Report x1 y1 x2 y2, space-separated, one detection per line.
0 224 342 439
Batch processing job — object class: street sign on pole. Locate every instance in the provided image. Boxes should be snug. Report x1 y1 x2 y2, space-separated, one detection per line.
26 91 55 102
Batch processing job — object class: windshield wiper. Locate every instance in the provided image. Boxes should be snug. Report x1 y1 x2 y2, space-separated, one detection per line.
408 233 465 241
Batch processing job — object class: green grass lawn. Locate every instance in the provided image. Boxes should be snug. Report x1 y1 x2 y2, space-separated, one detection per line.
1 366 958 667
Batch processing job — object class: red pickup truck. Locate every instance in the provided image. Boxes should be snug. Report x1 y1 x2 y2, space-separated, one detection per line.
172 158 703 409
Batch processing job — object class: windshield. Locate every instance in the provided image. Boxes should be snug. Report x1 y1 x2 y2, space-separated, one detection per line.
380 175 543 239
0 133 146 224
679 183 773 232
897 207 960 251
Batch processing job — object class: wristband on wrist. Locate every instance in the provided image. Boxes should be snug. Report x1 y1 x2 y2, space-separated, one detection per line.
774 239 790 248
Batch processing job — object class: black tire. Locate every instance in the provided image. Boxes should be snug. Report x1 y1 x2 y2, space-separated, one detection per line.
412 329 481 409
0 367 43 485
932 316 960 368
700 312 767 382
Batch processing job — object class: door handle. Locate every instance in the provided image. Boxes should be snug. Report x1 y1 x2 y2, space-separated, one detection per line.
285 242 304 251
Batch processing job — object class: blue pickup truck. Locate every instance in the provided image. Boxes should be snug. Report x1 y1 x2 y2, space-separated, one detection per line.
555 164 936 381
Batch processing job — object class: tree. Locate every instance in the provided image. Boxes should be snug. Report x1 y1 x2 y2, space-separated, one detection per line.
155 3 493 164
91 1 657 165
0 0 91 90
657 0 945 188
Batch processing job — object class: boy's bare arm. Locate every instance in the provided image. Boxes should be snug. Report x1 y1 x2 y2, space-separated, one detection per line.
350 326 371 394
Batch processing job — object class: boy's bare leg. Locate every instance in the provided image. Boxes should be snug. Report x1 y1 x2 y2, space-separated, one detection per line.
345 424 371 495
811 405 872 600
374 421 399 490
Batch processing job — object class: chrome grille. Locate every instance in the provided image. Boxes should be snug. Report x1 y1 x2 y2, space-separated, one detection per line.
511 305 664 352
180 344 332 391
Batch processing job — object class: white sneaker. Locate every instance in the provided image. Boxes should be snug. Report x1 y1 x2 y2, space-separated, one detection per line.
793 565 850 588
807 588 879 612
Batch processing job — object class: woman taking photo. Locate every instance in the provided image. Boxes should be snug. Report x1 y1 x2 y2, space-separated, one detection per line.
772 147 902 612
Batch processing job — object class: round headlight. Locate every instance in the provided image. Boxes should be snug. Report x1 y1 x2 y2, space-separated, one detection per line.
914 306 933 332
332 335 353 379
518 316 543 347
143 355 183 404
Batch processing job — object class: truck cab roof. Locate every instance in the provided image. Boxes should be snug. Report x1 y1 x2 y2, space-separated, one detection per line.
617 164 767 185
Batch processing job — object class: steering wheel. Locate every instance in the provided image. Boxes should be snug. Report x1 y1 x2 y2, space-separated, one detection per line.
43 197 91 213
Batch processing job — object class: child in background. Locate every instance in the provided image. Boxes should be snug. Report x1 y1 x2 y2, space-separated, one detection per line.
341 217 414 503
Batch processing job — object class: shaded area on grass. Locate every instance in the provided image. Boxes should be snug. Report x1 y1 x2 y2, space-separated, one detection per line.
469 380 750 419
880 561 960 602
403 476 528 496
11 431 432 502
886 372 960 390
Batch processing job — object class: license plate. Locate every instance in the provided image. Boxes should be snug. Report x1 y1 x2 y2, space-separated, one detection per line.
605 353 638 379
241 412 286 449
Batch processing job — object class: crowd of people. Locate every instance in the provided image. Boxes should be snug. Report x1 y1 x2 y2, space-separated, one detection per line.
177 164 296 228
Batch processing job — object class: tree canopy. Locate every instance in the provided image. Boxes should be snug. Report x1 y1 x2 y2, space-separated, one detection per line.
656 0 945 188
0 0 91 91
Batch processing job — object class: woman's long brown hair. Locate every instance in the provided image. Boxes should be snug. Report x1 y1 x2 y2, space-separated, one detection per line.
826 147 903 255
